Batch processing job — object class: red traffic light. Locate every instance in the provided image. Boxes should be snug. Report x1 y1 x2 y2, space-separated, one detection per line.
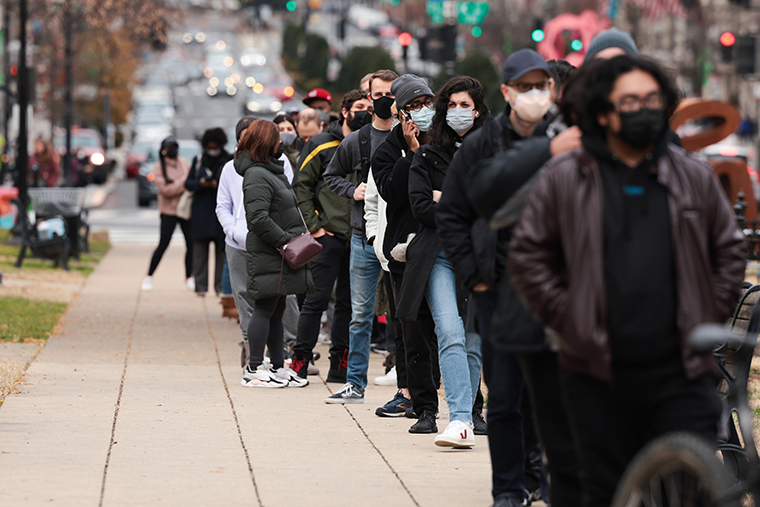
398 32 413 47
720 32 736 47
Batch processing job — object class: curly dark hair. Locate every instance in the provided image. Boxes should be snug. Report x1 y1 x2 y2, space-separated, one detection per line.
560 55 680 138
201 127 228 147
428 76 489 156
547 59 577 93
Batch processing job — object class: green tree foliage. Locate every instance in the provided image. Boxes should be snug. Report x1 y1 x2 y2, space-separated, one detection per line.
301 33 331 84
282 22 304 62
434 51 504 115
336 46 396 92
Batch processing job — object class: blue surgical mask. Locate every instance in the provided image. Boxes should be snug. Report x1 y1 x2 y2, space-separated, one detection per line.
446 108 475 135
410 106 435 132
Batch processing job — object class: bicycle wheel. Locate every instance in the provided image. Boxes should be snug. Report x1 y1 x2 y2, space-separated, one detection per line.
612 432 737 507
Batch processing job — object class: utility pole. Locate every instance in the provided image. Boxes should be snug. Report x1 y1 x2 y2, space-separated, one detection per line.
63 0 72 185
16 0 27 210
2 0 10 183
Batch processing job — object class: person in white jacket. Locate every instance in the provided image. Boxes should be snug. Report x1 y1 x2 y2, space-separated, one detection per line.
215 116 302 367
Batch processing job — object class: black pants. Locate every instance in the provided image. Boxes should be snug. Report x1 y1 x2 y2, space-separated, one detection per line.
474 290 526 501
192 234 224 294
560 359 722 507
293 234 351 360
148 214 192 278
247 295 286 370
518 351 582 507
382 270 407 389
392 271 439 415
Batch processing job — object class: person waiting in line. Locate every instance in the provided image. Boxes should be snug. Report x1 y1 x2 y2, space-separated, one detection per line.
185 128 231 297
508 55 745 507
302 88 333 114
321 69 398 404
396 76 486 448
274 113 299 170
289 89 373 383
141 137 193 292
296 108 324 150
236 119 313 388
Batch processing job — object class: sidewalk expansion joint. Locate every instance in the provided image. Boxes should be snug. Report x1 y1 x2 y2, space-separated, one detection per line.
203 298 263 507
98 288 139 507
323 385 421 507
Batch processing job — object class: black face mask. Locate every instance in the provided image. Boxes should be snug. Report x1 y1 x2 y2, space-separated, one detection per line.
373 96 394 120
347 110 372 131
617 109 665 149
275 144 284 159
165 147 178 159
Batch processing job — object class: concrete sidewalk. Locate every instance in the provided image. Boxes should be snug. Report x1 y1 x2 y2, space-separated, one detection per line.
0 244 493 506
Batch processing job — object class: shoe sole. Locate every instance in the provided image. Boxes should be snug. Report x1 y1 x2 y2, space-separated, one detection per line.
324 397 364 404
434 437 474 449
373 379 397 386
375 408 409 417
286 380 309 387
241 379 287 388
408 426 438 434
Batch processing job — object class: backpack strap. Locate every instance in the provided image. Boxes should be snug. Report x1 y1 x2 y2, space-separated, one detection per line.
358 123 372 184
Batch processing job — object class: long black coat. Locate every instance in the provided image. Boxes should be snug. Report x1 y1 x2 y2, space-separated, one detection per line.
235 153 314 300
396 144 454 321
185 152 231 241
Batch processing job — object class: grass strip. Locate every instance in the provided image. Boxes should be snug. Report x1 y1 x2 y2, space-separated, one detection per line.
0 296 68 342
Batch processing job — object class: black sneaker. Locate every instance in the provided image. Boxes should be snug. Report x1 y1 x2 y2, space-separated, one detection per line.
324 382 364 404
375 391 411 417
290 359 309 379
408 410 437 433
405 407 418 419
473 411 488 435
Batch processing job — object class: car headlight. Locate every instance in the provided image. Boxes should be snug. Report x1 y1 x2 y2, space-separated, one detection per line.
227 86 237 96
247 101 261 112
270 101 282 112
207 86 218 96
90 152 105 165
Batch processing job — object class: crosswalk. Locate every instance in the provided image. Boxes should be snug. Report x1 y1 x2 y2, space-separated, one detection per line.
88 208 187 245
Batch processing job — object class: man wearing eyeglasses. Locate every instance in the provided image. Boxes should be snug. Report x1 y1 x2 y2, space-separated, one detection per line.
508 55 746 507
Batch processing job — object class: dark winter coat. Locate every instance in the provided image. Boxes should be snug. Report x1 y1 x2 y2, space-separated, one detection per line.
396 144 454 321
185 151 231 241
235 153 314 300
371 124 416 274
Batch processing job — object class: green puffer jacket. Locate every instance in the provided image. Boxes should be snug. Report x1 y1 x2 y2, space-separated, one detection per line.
235 152 313 300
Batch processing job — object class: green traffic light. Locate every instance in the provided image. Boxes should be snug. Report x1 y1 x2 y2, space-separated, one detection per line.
390 0 401 5
472 26 482 38
286 0 297 11
531 29 544 43
570 39 583 51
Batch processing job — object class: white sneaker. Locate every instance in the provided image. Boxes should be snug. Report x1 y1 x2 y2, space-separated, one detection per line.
373 365 397 386
241 365 287 388
274 367 309 387
434 420 475 449
141 276 153 291
183 277 195 291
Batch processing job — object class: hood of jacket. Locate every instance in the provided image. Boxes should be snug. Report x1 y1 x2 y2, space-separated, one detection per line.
234 152 284 177
326 120 345 141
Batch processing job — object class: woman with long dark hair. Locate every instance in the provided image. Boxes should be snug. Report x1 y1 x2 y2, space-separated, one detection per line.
235 120 313 388
397 76 488 447
141 137 193 291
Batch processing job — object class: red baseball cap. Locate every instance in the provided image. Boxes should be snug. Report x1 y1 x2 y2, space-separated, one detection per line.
303 88 332 106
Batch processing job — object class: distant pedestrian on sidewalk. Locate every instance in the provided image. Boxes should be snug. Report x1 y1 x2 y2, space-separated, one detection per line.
141 136 193 291
236 119 313 388
185 128 231 296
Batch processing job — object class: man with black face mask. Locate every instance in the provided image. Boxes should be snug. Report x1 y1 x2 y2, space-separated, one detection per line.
508 55 746 507
323 69 399 404
289 89 372 382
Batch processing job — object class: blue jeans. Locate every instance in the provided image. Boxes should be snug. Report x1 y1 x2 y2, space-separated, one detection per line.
346 234 382 390
425 249 481 423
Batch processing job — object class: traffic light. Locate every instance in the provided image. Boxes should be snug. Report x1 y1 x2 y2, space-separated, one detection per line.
736 36 757 74
338 16 347 40
285 0 297 11
398 32 413 47
531 18 544 43
720 31 736 62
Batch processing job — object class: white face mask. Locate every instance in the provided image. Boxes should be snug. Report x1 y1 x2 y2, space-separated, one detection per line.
509 88 552 123
446 108 475 135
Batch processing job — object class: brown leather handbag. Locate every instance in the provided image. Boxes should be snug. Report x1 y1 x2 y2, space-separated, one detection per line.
278 211 322 269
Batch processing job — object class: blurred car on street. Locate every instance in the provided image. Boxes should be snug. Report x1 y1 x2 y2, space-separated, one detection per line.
204 50 241 97
53 127 114 185
242 90 282 118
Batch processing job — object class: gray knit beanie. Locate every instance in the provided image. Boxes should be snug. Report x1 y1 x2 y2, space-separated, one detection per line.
584 28 639 62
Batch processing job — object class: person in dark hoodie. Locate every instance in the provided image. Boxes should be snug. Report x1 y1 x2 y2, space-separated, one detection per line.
185 127 232 296
236 119 314 389
437 50 583 507
508 55 746 507
289 89 373 383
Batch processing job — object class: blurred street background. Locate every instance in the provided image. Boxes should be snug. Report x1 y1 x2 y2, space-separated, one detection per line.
0 0 759 242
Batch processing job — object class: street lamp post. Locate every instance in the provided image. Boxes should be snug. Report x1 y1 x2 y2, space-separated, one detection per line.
15 0 28 210
62 0 72 185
